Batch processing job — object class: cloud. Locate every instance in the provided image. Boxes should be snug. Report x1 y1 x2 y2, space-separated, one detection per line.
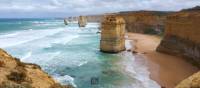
0 0 200 18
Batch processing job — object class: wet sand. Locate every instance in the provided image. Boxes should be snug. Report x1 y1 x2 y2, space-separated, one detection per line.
127 33 199 88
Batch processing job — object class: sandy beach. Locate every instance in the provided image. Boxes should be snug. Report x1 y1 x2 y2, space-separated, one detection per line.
127 33 199 88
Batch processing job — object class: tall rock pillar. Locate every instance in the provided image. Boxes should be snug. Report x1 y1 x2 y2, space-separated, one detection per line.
100 15 126 53
64 19 68 25
78 16 87 27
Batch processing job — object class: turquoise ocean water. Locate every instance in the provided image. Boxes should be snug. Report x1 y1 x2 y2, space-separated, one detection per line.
0 18 160 88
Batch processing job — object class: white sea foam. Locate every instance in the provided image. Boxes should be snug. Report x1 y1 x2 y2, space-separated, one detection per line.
54 75 77 88
21 51 32 61
0 28 65 48
52 35 79 45
125 40 133 50
117 40 160 88
0 32 19 38
78 61 88 67
1 22 160 88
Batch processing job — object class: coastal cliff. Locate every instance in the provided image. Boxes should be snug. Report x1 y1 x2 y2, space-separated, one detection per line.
84 11 169 34
86 15 103 22
157 10 200 67
116 11 168 34
0 49 71 88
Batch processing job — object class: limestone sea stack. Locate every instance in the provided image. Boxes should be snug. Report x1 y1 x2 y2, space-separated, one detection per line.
100 15 126 53
0 48 72 88
78 16 87 27
157 10 200 67
64 19 68 25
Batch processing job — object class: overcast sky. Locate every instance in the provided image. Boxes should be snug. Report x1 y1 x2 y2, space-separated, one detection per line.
0 0 200 18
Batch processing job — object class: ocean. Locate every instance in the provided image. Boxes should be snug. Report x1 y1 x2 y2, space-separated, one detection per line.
0 18 160 88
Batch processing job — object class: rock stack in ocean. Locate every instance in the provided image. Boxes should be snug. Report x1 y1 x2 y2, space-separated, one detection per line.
78 16 87 27
100 15 126 53
157 9 200 67
64 19 68 25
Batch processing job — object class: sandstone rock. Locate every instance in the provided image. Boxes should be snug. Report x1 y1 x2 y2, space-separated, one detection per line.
100 15 126 53
157 11 200 67
176 71 200 88
68 11 169 35
64 19 68 25
127 49 132 52
117 11 168 34
78 16 87 27
132 50 138 54
66 17 78 22
86 15 103 22
0 48 70 88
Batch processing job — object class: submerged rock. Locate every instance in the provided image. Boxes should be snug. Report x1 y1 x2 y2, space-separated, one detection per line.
0 48 70 88
100 15 126 53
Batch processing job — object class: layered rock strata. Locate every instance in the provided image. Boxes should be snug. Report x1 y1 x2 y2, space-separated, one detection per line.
157 11 200 67
0 48 71 88
100 15 126 53
78 16 87 27
117 11 168 34
86 15 103 22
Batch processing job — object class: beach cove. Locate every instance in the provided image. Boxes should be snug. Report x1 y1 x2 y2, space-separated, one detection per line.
127 33 199 88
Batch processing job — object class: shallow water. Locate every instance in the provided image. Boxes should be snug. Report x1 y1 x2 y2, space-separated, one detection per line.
0 19 160 88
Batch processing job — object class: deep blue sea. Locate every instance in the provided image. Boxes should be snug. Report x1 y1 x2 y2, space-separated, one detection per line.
0 18 160 88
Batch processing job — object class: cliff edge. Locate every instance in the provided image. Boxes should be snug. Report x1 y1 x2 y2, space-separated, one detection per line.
117 11 168 34
0 48 71 88
157 10 200 67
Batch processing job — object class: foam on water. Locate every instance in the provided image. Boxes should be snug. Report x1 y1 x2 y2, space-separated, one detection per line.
0 20 160 88
0 28 65 48
0 32 19 37
21 51 32 61
54 74 77 87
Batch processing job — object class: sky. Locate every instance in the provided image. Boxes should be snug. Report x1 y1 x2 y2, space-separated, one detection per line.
0 0 200 18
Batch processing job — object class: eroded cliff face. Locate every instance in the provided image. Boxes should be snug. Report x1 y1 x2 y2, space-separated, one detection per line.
117 11 168 34
0 49 71 88
157 11 200 66
79 11 168 34
86 15 103 22
176 71 200 88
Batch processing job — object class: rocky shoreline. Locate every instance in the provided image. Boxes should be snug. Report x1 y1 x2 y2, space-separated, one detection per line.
0 48 72 88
